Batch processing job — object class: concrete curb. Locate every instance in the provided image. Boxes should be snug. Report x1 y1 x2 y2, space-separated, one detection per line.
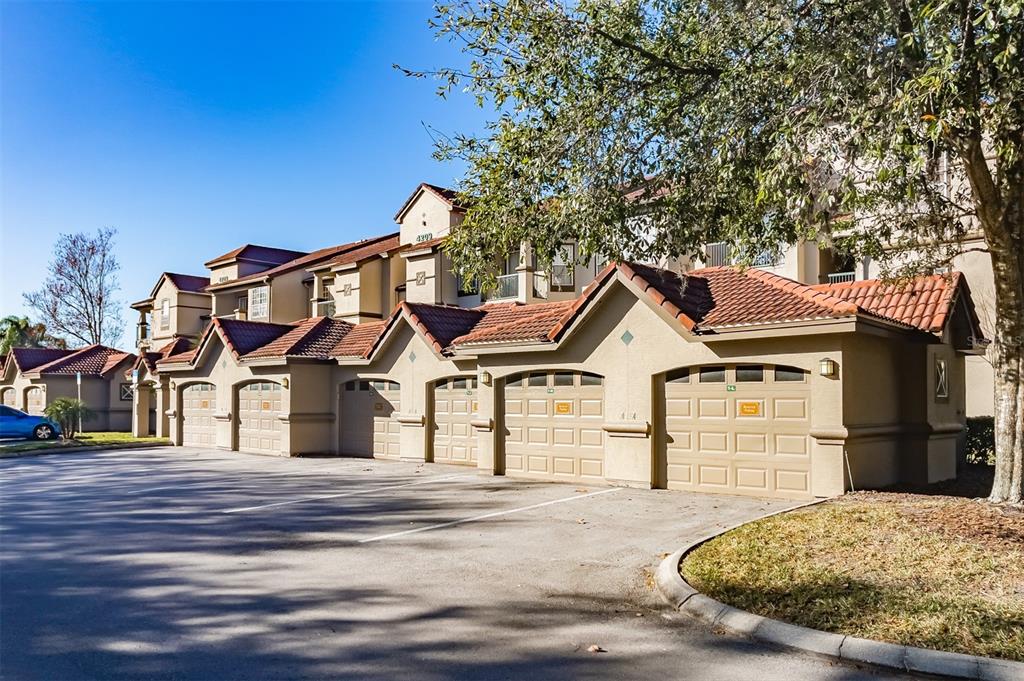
0 442 171 460
655 503 1024 680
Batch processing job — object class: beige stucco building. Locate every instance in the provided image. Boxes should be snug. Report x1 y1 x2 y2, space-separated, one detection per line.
1 345 137 431
126 181 987 501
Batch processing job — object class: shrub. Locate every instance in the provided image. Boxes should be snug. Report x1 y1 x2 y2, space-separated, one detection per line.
964 416 995 466
43 397 94 440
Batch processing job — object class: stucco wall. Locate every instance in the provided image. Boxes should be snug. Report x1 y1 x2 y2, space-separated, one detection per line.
399 190 455 246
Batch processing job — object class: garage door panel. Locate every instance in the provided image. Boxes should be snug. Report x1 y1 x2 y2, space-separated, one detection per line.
663 364 813 500
776 434 810 456
503 371 605 484
774 398 808 419
341 381 400 458
182 384 216 447
236 383 282 455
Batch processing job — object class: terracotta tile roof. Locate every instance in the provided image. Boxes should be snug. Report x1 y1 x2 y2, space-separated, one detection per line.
812 272 964 334
243 317 353 360
403 235 446 252
131 337 194 376
8 347 75 373
449 301 577 347
25 344 133 377
331 320 388 359
214 318 295 358
206 234 400 290
323 234 401 269
165 273 211 293
402 303 485 353
394 182 467 222
204 244 307 268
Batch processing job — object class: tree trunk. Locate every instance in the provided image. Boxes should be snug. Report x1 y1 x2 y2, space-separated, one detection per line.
986 221 1024 505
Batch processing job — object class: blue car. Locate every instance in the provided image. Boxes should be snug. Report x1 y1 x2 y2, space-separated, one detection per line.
0 406 62 440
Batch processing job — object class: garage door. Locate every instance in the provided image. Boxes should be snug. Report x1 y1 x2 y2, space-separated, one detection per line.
1 388 15 407
503 370 604 482
340 380 401 458
25 387 44 415
181 382 216 447
663 364 812 499
433 376 477 466
237 382 283 455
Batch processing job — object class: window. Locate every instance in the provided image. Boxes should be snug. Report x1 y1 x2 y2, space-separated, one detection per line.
452 378 468 390
580 372 603 386
456 273 477 297
774 365 806 382
550 244 575 291
699 366 726 383
506 373 523 388
236 296 248 312
345 381 355 391
160 299 170 330
666 368 690 383
935 358 949 398
736 365 764 382
321 278 334 298
553 371 574 387
120 383 135 401
358 381 369 391
528 372 547 387
248 286 269 319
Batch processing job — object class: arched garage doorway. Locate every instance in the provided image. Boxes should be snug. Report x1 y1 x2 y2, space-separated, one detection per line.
502 370 605 483
432 375 478 466
181 382 216 447
339 380 401 459
25 387 44 415
236 381 283 455
660 363 813 499
1 387 16 408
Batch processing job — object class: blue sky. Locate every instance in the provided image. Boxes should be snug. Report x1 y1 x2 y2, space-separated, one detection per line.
0 0 485 347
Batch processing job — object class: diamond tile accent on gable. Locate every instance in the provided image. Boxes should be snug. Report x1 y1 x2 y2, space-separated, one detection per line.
621 330 634 345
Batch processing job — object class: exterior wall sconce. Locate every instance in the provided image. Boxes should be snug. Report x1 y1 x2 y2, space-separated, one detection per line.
169 381 176 391
819 358 838 378
480 371 492 386
281 377 289 389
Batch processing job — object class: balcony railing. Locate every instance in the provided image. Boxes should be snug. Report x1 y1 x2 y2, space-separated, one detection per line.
704 242 731 267
493 273 519 300
827 271 856 284
315 299 336 318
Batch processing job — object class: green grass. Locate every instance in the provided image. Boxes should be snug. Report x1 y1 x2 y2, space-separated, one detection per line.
0 432 169 456
681 499 1024 661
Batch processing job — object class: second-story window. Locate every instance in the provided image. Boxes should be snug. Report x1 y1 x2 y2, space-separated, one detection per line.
551 243 575 291
248 286 269 320
456 273 477 297
160 299 170 330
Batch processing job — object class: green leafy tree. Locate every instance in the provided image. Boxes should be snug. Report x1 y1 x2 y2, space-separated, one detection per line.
43 398 93 440
0 316 68 355
410 0 1023 504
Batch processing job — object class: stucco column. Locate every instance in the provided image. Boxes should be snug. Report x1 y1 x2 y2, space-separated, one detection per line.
473 372 497 474
132 384 152 437
397 379 428 462
154 380 171 438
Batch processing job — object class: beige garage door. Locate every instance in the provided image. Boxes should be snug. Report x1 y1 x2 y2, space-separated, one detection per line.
340 380 401 459
663 364 812 499
503 370 604 483
1 388 15 407
25 387 44 415
433 376 477 466
182 383 216 447
237 382 283 455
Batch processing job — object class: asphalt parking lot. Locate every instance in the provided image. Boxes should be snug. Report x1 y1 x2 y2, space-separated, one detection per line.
0 448 923 680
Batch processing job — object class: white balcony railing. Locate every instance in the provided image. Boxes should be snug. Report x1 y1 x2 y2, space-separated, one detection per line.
827 271 856 284
704 242 731 267
315 299 336 318
493 273 519 299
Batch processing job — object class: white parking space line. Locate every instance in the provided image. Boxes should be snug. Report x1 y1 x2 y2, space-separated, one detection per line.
359 487 621 544
221 474 470 514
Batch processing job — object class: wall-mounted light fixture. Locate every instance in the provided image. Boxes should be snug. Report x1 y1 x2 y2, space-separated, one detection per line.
819 358 838 378
281 377 289 389
479 371 492 386
169 381 176 391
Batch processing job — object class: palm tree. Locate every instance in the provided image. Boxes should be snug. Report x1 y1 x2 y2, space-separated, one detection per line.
0 316 67 355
